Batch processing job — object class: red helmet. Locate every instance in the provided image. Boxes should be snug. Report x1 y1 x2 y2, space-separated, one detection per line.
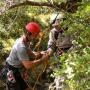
25 22 40 37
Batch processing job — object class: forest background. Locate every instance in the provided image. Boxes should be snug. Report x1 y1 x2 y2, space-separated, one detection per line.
0 0 90 90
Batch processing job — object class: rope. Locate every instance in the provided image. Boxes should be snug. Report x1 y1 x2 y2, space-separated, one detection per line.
32 62 47 90
23 79 32 90
23 55 49 90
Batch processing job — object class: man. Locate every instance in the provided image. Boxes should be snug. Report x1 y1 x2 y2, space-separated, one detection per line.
47 13 64 56
3 22 49 90
47 13 72 57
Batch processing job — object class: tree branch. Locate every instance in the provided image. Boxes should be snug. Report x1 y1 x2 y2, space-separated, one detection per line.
0 1 60 15
0 0 78 15
9 1 55 9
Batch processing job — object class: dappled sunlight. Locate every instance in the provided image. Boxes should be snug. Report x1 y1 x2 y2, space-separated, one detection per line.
3 38 15 51
0 0 90 90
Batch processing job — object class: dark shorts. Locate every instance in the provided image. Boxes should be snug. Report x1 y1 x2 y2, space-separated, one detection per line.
0 62 28 90
6 73 28 90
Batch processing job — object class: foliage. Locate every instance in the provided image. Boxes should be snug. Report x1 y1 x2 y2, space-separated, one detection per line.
0 0 90 90
49 1 90 90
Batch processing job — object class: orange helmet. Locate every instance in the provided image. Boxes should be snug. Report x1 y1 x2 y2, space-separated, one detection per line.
25 22 40 37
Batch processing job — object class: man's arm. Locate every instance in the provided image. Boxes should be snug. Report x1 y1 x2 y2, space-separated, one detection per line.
47 30 56 56
17 43 49 69
21 53 49 69
27 49 43 60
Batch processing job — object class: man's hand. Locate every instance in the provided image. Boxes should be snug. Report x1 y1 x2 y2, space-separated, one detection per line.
46 48 53 56
40 52 50 64
33 51 43 59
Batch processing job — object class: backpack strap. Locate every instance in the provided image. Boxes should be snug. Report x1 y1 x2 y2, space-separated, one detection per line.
54 29 63 40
